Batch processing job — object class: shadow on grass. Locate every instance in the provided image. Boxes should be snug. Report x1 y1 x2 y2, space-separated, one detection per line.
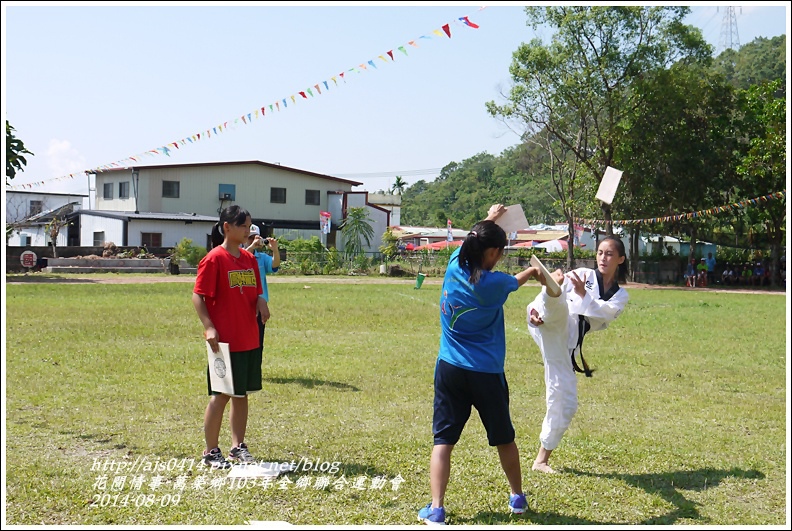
6 274 100 283
263 377 359 392
564 466 765 525
454 466 765 525
454 510 601 526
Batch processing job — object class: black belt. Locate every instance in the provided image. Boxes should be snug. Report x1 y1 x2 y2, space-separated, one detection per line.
572 315 594 377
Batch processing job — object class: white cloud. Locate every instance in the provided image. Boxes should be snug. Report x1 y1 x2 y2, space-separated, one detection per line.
45 139 88 179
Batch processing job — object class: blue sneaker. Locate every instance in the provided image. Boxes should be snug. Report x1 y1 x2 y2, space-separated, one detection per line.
417 503 446 525
509 493 528 514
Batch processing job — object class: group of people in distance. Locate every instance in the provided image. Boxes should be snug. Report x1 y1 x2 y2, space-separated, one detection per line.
189 204 630 524
721 261 773 287
419 203 629 524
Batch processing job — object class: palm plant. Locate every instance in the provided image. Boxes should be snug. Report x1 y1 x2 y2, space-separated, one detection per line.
339 207 375 261
391 176 407 196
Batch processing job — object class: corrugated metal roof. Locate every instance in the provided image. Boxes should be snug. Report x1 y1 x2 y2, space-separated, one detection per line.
101 160 363 186
76 210 218 222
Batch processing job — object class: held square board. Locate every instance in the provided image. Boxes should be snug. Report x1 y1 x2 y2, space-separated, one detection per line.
530 255 562 297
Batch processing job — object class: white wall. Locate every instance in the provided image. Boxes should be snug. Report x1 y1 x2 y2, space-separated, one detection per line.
5 191 85 223
127 220 213 248
6 227 66 247
95 163 357 221
79 215 125 246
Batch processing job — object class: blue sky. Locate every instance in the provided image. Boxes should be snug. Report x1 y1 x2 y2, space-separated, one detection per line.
2 2 789 197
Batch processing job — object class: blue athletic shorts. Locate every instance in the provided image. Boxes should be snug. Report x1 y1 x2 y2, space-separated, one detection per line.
432 359 515 446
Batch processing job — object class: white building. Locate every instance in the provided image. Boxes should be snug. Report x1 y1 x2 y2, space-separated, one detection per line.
83 160 389 253
5 190 88 246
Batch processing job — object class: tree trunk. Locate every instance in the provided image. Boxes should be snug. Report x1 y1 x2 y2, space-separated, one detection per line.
601 203 614 236
566 215 576 270
629 228 640 282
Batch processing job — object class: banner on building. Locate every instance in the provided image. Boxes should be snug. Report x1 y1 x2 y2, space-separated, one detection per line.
320 211 332 234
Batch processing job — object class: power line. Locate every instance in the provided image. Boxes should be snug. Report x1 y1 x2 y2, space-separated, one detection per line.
332 167 444 180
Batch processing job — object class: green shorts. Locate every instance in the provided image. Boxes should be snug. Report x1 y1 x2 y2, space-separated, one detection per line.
206 348 262 397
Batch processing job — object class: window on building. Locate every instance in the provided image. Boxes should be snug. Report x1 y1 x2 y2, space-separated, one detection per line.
103 183 113 199
93 232 105 246
162 181 180 198
29 200 43 216
141 233 162 247
21 235 30 246
119 181 130 199
271 187 287 204
305 189 320 205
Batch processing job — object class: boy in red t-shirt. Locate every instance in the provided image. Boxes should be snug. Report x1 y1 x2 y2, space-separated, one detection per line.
193 205 269 469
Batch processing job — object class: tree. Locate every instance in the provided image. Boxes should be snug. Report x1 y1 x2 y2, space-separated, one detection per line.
339 207 375 260
391 176 407 196
44 215 70 258
732 79 786 286
486 6 711 234
712 35 786 91
614 62 737 255
6 120 34 185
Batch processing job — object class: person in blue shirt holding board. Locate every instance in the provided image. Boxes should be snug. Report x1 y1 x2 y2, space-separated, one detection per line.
417 204 551 525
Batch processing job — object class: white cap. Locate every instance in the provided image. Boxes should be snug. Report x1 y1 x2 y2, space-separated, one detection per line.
249 224 261 236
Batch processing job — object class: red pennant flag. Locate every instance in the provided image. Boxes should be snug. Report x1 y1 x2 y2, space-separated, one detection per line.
299 91 307 98
261 107 266 115
459 16 479 28
387 50 394 61
442 24 451 37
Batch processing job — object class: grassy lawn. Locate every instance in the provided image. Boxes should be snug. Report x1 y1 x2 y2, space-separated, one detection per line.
4 279 787 525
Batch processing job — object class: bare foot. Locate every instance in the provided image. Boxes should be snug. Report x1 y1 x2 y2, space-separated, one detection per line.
532 462 556 474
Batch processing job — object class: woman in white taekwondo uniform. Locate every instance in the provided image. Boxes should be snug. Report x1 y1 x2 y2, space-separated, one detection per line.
526 235 629 473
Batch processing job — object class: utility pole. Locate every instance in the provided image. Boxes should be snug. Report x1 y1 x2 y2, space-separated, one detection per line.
717 6 741 54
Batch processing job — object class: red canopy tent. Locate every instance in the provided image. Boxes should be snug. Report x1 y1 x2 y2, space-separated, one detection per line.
414 240 463 251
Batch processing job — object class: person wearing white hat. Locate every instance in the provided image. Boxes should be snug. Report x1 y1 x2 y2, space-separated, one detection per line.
244 224 280 369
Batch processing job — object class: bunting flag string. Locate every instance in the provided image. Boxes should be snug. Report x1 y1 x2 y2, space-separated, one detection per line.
575 190 786 226
6 7 486 191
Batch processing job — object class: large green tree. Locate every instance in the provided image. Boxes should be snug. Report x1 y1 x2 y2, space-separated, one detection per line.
712 35 786 91
486 6 711 234
400 147 560 228
6 120 34 185
614 62 737 254
730 79 786 286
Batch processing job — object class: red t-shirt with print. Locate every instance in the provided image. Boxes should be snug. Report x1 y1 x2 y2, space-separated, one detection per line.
194 245 262 352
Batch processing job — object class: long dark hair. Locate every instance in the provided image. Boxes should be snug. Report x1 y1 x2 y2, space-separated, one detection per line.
210 205 251 248
597 235 628 283
458 220 507 284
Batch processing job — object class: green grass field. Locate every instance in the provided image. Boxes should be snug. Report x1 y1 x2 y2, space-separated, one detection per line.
4 277 788 525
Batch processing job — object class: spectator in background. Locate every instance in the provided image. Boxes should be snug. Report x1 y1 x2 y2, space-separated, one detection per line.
697 258 708 287
741 264 753 286
685 258 697 287
705 252 717 286
762 263 772 287
244 224 280 352
752 262 764 287
721 263 734 286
